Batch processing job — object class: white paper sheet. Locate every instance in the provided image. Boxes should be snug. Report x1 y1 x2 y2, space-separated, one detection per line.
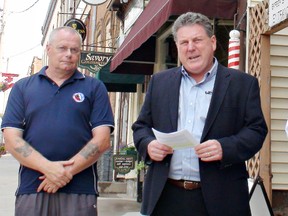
152 128 199 150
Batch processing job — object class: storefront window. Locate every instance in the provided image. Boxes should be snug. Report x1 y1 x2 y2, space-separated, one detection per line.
165 36 178 69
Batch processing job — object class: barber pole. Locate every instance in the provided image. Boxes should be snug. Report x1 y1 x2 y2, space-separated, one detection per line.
228 30 240 69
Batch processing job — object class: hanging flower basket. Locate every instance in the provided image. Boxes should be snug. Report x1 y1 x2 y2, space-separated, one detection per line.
0 81 8 92
0 145 6 157
120 146 137 156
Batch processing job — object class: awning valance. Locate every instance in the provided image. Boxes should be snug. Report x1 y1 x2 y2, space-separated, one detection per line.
110 0 238 74
96 61 144 92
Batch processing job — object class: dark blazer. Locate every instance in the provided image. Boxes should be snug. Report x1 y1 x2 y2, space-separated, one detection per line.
132 64 268 216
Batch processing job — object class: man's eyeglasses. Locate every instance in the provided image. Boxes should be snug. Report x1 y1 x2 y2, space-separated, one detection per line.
54 46 81 54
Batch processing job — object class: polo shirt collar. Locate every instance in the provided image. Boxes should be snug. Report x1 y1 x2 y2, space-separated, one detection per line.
38 66 85 80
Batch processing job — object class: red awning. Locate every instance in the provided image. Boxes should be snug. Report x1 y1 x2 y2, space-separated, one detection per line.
110 0 238 74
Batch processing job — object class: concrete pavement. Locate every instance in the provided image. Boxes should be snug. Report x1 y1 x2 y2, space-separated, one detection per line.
0 153 18 216
98 194 141 216
0 154 141 216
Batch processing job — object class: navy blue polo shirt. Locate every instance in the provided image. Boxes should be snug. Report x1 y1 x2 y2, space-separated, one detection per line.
1 66 114 195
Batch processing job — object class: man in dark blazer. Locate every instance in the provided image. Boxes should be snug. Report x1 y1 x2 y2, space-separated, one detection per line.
132 12 267 216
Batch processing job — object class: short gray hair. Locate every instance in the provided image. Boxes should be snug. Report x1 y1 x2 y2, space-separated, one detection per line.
48 26 82 46
172 12 213 42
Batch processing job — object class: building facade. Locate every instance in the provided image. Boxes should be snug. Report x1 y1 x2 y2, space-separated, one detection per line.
40 0 288 214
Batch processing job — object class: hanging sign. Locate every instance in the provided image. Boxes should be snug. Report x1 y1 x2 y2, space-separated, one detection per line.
113 154 135 174
64 18 87 41
82 0 107 5
79 51 112 73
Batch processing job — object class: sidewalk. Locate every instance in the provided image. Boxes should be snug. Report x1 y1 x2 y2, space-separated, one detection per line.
0 154 18 216
98 194 141 216
0 154 141 216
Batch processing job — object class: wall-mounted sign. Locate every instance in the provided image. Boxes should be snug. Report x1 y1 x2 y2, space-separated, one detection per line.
64 18 87 41
82 0 107 5
79 51 112 73
269 0 288 27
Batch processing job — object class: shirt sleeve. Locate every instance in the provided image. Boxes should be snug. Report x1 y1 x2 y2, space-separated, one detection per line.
1 82 26 130
90 80 114 132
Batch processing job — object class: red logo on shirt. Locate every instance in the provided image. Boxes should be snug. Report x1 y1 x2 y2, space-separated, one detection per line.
72 93 85 103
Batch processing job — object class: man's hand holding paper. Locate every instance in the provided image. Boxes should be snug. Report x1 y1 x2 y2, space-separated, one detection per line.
147 140 173 162
152 128 199 150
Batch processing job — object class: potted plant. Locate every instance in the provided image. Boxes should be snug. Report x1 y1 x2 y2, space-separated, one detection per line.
120 145 137 156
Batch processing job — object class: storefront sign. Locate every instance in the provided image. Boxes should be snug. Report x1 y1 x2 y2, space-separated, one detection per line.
269 0 288 27
79 51 112 73
113 155 135 174
64 18 87 41
82 0 107 5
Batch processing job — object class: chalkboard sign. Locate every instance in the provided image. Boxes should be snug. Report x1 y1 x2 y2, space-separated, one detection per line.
113 155 135 174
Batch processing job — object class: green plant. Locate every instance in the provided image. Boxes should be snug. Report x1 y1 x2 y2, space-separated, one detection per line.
121 146 136 151
136 160 147 174
120 145 137 155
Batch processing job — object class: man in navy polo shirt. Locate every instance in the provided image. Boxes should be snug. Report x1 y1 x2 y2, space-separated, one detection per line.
1 26 114 216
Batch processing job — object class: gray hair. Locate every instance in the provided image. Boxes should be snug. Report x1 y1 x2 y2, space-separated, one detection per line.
172 12 214 42
48 26 82 46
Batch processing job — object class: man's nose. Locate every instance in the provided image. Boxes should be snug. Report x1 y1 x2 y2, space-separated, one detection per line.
187 42 195 50
66 48 72 54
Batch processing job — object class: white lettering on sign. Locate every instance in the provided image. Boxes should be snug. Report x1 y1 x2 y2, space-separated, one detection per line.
269 0 288 27
85 53 111 62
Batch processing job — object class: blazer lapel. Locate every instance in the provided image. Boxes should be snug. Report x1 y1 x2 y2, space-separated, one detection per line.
168 67 182 131
201 65 231 141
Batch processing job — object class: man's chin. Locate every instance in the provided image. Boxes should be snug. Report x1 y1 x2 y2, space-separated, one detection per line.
62 66 76 72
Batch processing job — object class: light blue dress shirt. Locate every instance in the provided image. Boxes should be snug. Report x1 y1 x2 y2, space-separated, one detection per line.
168 59 218 181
